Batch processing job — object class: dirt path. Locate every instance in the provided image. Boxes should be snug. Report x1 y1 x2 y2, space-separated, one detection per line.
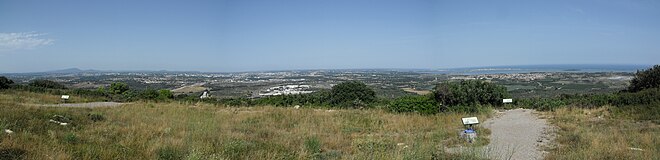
32 102 124 108
482 108 552 160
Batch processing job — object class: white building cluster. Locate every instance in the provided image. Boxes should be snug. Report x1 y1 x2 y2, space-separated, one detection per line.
259 85 313 96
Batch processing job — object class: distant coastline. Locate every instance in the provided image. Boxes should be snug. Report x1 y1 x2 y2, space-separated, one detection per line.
427 64 652 75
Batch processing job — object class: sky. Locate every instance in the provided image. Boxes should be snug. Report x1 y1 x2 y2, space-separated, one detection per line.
1 0 659 73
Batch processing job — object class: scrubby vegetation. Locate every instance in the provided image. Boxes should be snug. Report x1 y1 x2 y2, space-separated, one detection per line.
0 90 491 159
387 95 438 115
534 65 660 159
1 64 658 159
29 79 67 89
545 107 659 159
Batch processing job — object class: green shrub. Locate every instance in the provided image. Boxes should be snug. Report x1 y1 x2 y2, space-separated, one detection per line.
330 81 376 108
433 80 509 112
387 95 439 114
109 82 130 95
158 89 173 100
613 88 660 106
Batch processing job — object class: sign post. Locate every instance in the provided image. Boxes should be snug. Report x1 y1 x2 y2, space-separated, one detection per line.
61 95 69 103
460 117 479 143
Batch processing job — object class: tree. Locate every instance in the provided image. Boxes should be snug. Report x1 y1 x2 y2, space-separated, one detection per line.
627 65 660 92
0 76 14 89
109 82 129 94
330 81 376 108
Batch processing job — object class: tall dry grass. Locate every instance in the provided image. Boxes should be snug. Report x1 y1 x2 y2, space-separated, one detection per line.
545 106 659 159
0 90 491 159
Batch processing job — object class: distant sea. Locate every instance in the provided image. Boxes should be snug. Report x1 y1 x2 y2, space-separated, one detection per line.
424 64 652 75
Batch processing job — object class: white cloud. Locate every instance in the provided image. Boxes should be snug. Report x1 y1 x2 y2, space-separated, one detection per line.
0 32 54 53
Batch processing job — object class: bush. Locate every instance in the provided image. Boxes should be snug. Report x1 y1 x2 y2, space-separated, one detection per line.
387 95 439 114
109 82 129 94
627 64 660 92
613 88 660 106
252 90 331 107
330 81 376 108
0 76 13 89
29 79 66 89
140 89 159 100
433 80 509 111
158 89 173 100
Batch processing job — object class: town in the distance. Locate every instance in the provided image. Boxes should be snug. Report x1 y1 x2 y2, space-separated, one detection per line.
3 64 645 100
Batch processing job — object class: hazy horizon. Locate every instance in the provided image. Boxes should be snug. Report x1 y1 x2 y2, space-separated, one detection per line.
0 63 652 74
2 0 660 72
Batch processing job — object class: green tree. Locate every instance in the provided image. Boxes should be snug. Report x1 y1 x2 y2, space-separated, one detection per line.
627 65 660 92
0 76 14 89
330 81 376 108
109 82 129 94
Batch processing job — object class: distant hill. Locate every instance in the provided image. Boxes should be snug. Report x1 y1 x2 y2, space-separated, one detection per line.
45 68 100 74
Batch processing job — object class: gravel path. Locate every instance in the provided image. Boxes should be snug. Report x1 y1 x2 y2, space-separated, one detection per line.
35 102 124 108
482 108 552 160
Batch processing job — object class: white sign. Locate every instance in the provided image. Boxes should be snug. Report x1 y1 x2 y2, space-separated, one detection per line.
461 117 479 125
61 95 70 100
503 99 513 103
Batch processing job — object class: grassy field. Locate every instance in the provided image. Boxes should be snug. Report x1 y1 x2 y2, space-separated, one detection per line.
3 90 657 159
0 90 491 159
544 107 659 159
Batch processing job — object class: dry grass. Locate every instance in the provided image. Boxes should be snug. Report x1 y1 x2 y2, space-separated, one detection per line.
0 90 491 159
544 106 660 159
0 90 108 105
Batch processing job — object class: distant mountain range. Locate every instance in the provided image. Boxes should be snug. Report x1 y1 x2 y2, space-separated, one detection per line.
45 68 102 74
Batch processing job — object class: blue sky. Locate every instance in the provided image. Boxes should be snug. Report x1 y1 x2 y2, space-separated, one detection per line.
1 0 658 72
